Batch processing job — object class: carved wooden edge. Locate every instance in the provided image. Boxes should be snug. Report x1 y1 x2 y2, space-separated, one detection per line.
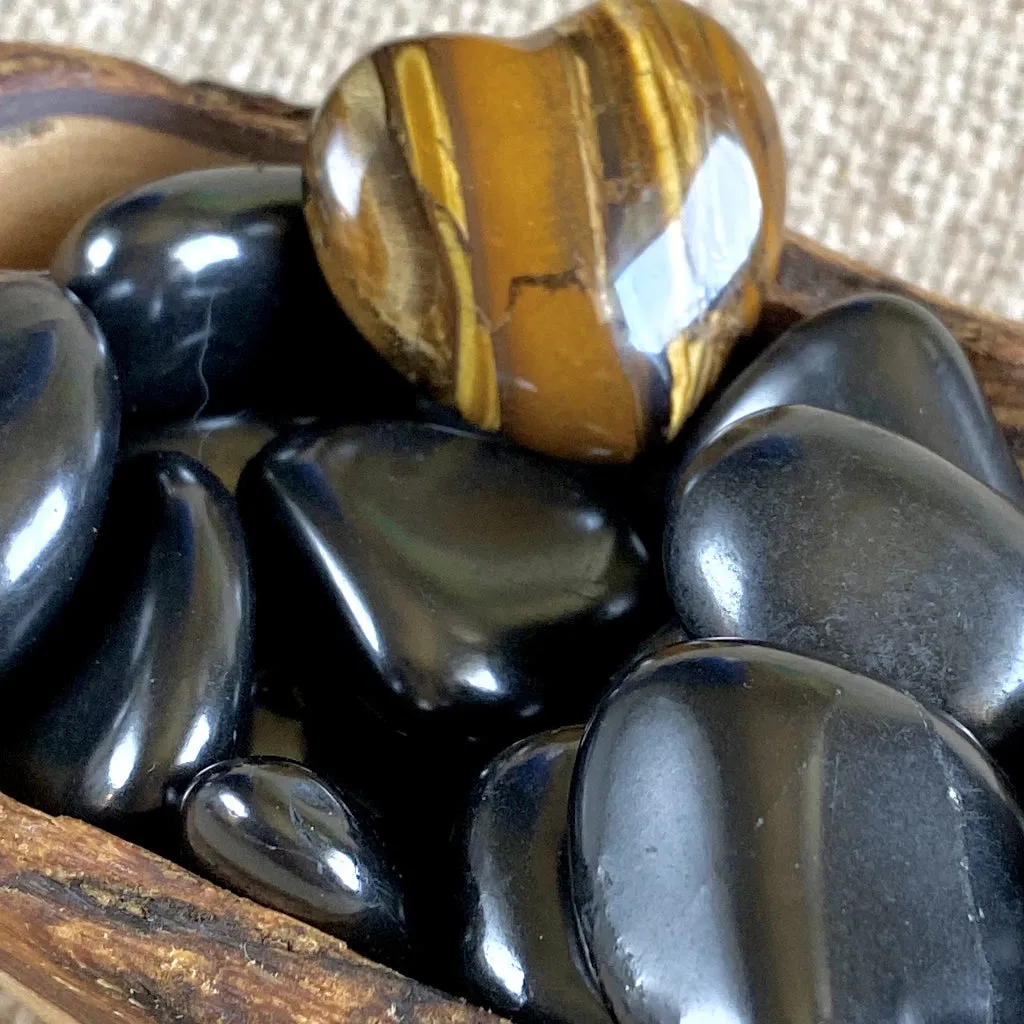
0 39 1024 1024
0 792 500 1024
0 43 308 161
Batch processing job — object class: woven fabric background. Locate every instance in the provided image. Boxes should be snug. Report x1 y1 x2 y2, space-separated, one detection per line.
4 0 1024 320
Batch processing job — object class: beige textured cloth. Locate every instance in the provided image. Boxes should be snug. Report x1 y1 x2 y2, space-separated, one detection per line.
0 1 1019 1019
5 0 1024 320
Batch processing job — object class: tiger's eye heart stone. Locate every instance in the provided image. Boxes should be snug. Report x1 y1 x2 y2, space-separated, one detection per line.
305 0 785 462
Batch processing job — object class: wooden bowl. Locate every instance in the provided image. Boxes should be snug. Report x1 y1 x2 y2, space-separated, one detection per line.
0 42 1023 1024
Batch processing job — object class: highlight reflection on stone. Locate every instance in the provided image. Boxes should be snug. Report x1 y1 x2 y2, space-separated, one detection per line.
305 0 785 462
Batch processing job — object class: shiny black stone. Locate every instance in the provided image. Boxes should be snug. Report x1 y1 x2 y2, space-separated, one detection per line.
666 405 1024 746
123 413 278 492
181 757 408 967
0 271 119 676
238 421 654 740
0 452 253 836
682 294 1024 503
570 640 1024 1024
52 165 411 426
459 727 611 1024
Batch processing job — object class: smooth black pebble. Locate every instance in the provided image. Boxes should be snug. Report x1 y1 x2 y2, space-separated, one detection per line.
681 293 1024 502
459 726 611 1024
0 452 253 839
52 165 411 425
0 271 119 676
570 639 1024 1024
666 405 1024 746
238 421 654 740
182 757 408 967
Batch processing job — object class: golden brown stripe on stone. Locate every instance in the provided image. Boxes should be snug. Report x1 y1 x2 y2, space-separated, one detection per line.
666 319 730 439
641 3 709 182
560 48 607 308
391 45 500 429
558 41 652 446
602 2 682 219
438 33 641 460
306 60 457 393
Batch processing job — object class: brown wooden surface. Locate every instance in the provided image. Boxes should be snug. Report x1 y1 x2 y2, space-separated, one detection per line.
0 39 1024 1024
0 792 498 1024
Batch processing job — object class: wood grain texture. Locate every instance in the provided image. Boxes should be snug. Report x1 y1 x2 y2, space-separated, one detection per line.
1 38 1024 1024
0 791 498 1024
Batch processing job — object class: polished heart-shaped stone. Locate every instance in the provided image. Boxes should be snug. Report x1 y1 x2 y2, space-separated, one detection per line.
239 421 654 739
459 727 611 1024
681 293 1024 503
305 0 785 462
0 272 119 678
182 757 408 967
570 640 1024 1024
53 165 412 426
0 452 253 839
666 405 1024 746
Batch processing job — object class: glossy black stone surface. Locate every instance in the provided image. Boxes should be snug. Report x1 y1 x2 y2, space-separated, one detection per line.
666 405 1024 746
0 271 119 676
460 727 611 1024
52 165 412 425
123 413 278 492
570 640 1024 1024
239 421 654 739
181 757 408 966
0 452 253 835
682 294 1024 503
